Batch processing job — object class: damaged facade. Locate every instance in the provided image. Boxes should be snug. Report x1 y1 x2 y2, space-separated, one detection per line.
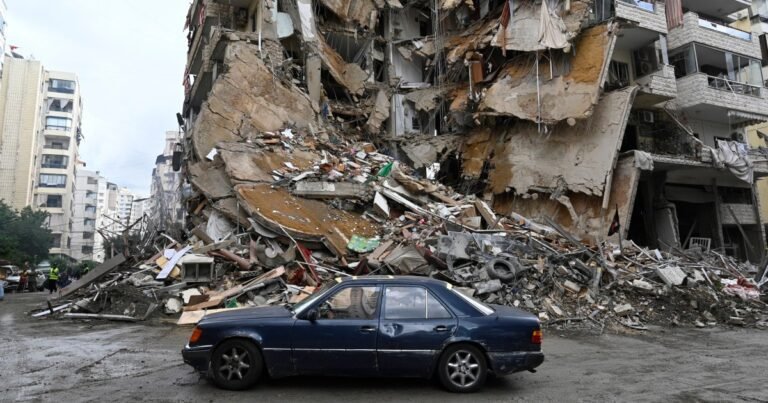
179 0 768 276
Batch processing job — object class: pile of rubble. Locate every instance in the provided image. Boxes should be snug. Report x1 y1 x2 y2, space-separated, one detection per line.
32 130 768 331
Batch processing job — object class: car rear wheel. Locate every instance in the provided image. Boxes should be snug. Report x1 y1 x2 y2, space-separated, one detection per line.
438 344 487 393
210 339 263 390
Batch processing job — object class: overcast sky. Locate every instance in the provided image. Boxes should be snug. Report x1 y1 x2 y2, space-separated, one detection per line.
8 0 189 195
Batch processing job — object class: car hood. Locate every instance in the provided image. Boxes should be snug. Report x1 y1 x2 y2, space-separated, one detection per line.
489 304 538 320
201 305 292 324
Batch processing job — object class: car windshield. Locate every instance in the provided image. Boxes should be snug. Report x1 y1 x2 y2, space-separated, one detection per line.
290 281 336 313
451 287 494 315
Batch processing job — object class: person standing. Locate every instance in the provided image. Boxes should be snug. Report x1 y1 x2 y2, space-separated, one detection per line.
18 269 28 293
28 264 37 293
47 265 60 294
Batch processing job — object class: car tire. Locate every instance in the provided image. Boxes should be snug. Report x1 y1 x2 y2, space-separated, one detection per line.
485 257 520 283
210 339 263 391
438 344 487 393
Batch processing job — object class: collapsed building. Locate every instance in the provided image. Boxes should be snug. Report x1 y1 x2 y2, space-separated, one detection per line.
179 0 768 266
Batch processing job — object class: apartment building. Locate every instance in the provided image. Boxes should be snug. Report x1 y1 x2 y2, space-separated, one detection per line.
70 169 99 261
0 55 44 210
149 130 184 231
34 70 83 258
180 0 768 263
93 180 119 262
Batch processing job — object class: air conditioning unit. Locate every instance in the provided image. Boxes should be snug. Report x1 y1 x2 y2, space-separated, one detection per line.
640 111 655 123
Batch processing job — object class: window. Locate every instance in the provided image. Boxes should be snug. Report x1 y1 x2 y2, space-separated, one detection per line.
83 232 94 240
84 218 95 226
318 286 380 320
81 246 93 254
44 141 69 150
39 174 67 188
606 61 630 91
87 178 98 185
48 98 74 113
85 205 97 213
384 287 452 319
45 195 63 208
46 116 72 131
49 79 76 94
633 45 661 78
51 234 62 248
41 155 69 169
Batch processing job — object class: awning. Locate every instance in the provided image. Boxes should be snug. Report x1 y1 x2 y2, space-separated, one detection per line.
728 110 768 128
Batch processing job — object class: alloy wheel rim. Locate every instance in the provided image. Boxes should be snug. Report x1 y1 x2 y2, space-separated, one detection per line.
218 347 251 381
447 350 480 388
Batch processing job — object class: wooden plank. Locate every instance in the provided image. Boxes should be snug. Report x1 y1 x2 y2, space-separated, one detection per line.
59 255 126 298
177 307 249 325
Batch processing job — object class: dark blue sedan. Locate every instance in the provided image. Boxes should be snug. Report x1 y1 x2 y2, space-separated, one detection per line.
182 276 544 392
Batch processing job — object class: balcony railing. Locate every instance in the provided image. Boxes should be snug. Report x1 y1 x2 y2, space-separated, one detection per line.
706 75 761 97
43 144 69 150
698 17 752 41
41 163 68 169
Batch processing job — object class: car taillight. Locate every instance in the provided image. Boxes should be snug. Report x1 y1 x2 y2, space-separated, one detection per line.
189 327 203 344
531 329 542 344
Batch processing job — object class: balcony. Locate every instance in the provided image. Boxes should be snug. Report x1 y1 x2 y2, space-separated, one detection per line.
615 0 667 34
634 65 677 107
681 0 752 20
675 73 768 121
668 12 761 59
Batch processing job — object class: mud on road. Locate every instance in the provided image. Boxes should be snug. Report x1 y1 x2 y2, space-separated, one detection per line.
1 292 767 402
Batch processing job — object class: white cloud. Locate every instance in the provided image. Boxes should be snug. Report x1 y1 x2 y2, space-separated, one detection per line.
8 0 189 194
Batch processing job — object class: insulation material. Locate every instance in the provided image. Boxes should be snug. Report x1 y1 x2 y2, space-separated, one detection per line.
492 154 641 243
235 184 379 256
487 86 638 196
317 35 368 96
400 134 463 169
319 0 379 28
206 210 235 242
189 42 315 161
714 140 754 184
480 23 617 124
491 0 591 52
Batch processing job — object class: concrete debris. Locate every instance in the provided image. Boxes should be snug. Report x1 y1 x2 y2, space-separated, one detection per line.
655 266 687 287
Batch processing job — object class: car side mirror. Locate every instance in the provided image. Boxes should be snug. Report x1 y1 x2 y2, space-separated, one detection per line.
306 309 318 322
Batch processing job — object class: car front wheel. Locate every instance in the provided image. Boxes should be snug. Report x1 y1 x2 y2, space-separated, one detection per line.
210 339 263 390
438 344 487 393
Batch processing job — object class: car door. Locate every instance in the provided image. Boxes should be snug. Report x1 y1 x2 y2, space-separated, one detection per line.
377 286 458 377
292 285 381 376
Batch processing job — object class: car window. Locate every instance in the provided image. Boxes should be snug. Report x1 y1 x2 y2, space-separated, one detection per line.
318 286 379 320
384 286 452 320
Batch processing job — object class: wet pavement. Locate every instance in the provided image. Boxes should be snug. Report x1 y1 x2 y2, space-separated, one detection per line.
1 292 767 402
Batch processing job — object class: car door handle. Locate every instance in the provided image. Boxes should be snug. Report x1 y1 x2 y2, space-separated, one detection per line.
433 325 449 332
360 326 377 333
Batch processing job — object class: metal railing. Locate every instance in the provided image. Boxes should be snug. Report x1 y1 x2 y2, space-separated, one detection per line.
706 75 761 97
43 144 69 150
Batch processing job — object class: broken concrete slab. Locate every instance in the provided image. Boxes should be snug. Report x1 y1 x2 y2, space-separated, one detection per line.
293 181 369 199
614 303 634 316
236 184 379 257
59 255 127 298
656 266 687 287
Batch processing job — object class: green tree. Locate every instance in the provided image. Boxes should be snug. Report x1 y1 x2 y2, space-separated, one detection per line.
0 200 53 265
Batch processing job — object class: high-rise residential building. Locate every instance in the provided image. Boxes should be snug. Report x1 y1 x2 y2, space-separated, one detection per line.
0 0 7 74
150 130 184 230
71 169 99 262
0 55 44 210
34 70 83 258
94 180 119 262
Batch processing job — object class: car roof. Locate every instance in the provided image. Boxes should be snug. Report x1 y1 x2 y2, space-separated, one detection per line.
336 275 451 288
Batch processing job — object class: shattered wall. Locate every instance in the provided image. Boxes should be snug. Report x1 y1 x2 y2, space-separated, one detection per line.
476 87 638 196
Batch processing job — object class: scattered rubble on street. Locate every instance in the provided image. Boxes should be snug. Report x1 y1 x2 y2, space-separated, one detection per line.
31 142 768 332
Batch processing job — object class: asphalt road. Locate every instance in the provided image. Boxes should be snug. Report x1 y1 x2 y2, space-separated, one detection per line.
1 292 767 402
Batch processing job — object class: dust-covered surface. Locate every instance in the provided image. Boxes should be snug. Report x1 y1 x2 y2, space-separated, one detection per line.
2 292 767 402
